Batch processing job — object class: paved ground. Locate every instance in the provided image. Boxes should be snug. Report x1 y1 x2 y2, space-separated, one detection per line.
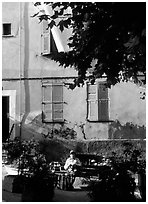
2 165 90 202
2 188 90 202
53 189 90 202
2 190 22 202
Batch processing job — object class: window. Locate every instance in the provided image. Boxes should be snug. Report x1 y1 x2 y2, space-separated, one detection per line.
41 20 64 55
87 82 109 121
42 83 63 122
3 23 11 36
41 20 50 55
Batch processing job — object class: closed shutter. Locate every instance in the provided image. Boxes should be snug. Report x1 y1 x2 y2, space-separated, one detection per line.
41 20 50 55
44 85 52 102
98 83 109 121
87 84 98 121
42 85 52 122
42 83 63 122
43 103 52 121
52 85 63 121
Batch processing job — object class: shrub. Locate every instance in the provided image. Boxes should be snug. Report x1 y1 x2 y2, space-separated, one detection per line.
88 167 136 202
3 138 55 201
87 141 146 202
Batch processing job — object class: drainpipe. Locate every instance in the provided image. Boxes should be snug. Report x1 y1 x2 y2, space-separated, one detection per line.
19 2 22 140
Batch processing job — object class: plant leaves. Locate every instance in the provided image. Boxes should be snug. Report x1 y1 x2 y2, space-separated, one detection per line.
48 20 56 29
34 2 146 88
34 2 41 7
51 10 59 19
58 20 64 32
31 12 39 18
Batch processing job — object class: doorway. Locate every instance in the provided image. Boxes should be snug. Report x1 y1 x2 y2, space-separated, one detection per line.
2 96 9 142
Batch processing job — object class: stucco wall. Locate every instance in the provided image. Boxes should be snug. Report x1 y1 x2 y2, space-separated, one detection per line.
2 2 146 141
2 2 77 79
2 2 21 78
109 82 146 126
27 2 77 78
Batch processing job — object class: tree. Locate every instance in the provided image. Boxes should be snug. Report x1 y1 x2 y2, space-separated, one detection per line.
34 2 146 89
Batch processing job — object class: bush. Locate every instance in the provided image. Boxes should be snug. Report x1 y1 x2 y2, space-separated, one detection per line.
39 137 76 163
88 168 136 202
3 138 55 201
87 141 146 202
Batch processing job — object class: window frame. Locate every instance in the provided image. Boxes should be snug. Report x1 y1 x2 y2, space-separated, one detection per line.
42 82 64 123
87 81 110 122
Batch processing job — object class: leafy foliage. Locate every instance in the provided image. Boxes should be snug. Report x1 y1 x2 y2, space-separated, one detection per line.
34 2 146 88
109 120 146 139
3 138 55 201
88 167 136 202
109 142 146 174
88 144 146 201
3 138 51 177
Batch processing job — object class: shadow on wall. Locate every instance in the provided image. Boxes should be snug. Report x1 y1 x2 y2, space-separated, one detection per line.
108 120 146 139
30 113 77 140
13 113 77 140
15 122 42 140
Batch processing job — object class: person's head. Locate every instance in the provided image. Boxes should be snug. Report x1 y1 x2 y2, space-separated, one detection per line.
69 150 76 159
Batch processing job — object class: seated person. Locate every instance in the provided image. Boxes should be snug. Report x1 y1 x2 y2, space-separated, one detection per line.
64 150 81 190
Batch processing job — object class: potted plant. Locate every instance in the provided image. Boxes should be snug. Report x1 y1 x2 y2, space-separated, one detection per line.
3 138 55 201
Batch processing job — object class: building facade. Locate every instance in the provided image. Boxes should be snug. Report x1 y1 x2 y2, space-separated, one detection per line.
2 2 146 142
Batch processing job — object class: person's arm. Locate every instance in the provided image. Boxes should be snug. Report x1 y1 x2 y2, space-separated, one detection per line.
64 158 70 170
75 158 81 166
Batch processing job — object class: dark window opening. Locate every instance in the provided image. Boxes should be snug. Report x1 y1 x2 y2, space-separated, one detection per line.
3 23 11 35
50 31 58 53
2 96 9 142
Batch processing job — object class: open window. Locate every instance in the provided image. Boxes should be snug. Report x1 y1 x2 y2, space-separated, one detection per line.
41 20 65 55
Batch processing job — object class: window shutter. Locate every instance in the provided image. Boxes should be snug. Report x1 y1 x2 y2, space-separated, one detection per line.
42 85 52 122
43 85 52 102
42 83 63 122
43 103 52 122
87 84 98 121
52 85 63 102
52 84 63 121
53 103 63 121
98 100 109 121
41 20 50 55
98 83 109 121
98 83 108 99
